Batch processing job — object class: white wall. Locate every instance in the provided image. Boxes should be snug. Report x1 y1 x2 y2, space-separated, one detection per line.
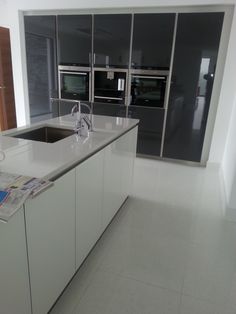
0 0 8 27
216 8 236 213
223 95 236 208
2 0 236 196
209 7 236 165
222 89 236 211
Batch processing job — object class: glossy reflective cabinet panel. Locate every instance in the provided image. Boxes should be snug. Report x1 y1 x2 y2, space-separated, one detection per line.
93 102 126 118
57 15 92 66
128 107 164 156
24 16 58 120
132 13 175 70
94 14 132 68
163 12 224 162
24 12 226 163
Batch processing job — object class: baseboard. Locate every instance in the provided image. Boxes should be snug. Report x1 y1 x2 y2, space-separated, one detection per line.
218 165 236 222
206 161 221 171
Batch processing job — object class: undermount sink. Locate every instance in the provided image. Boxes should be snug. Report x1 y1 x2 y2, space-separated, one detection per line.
10 126 74 143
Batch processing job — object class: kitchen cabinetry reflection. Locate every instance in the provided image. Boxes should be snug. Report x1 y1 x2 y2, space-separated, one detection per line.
24 16 58 122
94 14 131 68
58 15 92 66
163 12 224 162
132 13 175 70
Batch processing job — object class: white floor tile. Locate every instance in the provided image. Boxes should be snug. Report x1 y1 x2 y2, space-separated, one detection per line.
182 241 236 305
72 271 120 314
179 295 219 314
73 270 181 314
98 225 188 292
51 158 236 314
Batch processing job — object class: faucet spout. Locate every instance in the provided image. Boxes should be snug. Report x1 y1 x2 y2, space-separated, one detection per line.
71 101 81 116
71 101 93 136
50 98 93 137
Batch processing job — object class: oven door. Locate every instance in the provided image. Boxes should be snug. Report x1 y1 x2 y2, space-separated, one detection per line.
94 70 127 104
59 71 90 101
130 75 167 108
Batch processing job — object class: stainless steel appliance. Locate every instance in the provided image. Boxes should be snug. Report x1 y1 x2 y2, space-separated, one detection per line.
130 70 169 108
59 65 91 101
93 68 128 104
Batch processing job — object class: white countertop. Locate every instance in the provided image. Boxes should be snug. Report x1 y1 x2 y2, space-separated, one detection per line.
0 114 138 181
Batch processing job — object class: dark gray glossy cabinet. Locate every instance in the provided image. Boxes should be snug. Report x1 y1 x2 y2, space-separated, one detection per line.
163 12 224 162
24 16 58 120
94 14 132 68
132 13 175 70
57 15 92 66
24 11 226 164
93 102 126 118
128 107 164 156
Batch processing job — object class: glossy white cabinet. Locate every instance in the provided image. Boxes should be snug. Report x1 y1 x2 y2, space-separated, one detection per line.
102 140 123 230
102 127 137 231
6 126 138 314
24 170 76 314
76 150 104 269
120 127 138 200
0 210 31 314
76 127 137 268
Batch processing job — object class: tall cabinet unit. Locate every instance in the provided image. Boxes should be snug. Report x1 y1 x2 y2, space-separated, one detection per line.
129 13 176 156
24 16 58 122
56 15 92 115
163 12 224 162
93 14 131 118
24 9 228 164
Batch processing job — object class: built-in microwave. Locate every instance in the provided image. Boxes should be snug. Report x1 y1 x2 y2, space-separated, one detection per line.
93 68 128 104
130 70 169 108
59 65 91 101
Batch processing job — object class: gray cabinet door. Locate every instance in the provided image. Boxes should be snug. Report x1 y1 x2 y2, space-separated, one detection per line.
24 16 58 120
58 15 92 66
163 12 224 162
94 14 132 68
132 13 175 70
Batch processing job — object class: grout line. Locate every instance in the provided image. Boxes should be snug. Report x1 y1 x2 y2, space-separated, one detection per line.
178 293 184 314
98 266 182 296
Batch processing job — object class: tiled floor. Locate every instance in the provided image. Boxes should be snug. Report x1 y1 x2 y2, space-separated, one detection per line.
50 158 236 314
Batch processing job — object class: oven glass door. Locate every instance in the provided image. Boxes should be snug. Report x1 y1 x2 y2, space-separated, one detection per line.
60 71 89 101
130 75 167 108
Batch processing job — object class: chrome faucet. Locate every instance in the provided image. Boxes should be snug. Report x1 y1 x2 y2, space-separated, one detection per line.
50 98 93 137
71 101 93 136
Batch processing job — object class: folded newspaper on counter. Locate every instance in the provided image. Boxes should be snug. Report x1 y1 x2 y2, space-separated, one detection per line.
0 172 53 222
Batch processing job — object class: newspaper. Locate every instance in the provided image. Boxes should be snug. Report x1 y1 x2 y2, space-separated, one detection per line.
0 172 53 222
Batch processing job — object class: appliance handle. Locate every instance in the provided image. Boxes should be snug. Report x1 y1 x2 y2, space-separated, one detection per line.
132 75 166 80
94 96 123 101
59 71 88 75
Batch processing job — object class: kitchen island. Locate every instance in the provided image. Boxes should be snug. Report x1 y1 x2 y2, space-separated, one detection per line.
0 114 138 314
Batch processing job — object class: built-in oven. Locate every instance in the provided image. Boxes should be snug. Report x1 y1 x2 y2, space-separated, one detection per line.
130 70 169 108
59 65 91 101
93 69 128 104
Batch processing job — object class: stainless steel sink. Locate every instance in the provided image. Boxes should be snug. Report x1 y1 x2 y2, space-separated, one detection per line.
10 126 74 143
